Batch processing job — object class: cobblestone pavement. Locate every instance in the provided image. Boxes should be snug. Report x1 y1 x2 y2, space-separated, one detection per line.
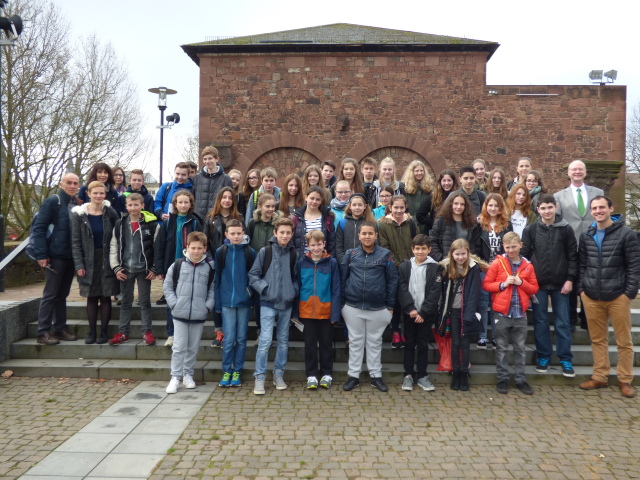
148 382 640 480
0 376 138 479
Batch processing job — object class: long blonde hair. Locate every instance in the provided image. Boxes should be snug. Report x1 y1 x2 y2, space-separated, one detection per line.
446 238 471 279
402 160 432 195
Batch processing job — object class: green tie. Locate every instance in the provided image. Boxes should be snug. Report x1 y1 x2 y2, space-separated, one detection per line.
577 188 585 216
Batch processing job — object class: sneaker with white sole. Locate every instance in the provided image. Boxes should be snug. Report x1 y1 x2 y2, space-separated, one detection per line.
230 372 242 387
306 376 318 389
417 376 436 391
219 372 231 387
402 375 414 391
535 358 549 373
164 336 174 347
254 375 266 395
273 369 287 390
183 374 196 389
477 338 488 349
319 375 332 389
166 377 180 394
560 361 575 378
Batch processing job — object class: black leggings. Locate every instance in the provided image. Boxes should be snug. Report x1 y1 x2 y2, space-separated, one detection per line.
87 296 112 332
450 308 470 374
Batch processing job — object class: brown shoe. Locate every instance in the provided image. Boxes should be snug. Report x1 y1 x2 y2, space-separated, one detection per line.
579 378 608 390
37 333 60 345
53 329 77 341
619 382 635 398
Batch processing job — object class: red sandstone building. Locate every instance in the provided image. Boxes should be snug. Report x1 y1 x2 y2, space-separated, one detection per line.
182 23 626 200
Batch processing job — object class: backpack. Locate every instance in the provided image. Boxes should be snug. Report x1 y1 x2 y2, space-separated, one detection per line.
172 258 214 291
218 244 253 272
261 245 296 279
26 194 61 261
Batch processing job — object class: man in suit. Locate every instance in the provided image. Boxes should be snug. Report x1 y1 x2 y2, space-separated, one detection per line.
554 160 604 330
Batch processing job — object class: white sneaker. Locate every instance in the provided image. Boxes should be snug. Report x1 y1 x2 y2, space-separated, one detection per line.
254 375 266 395
166 377 180 394
164 336 174 347
273 369 287 390
183 374 196 389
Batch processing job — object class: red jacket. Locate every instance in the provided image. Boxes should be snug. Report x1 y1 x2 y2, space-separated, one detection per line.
482 254 539 316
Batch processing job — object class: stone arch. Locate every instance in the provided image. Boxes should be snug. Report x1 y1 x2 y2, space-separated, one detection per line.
234 133 338 186
346 132 447 180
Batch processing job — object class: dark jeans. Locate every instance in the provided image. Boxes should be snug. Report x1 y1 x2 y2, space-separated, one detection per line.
166 306 174 337
569 267 586 327
450 308 471 374
403 314 430 377
301 318 333 378
391 302 402 333
37 257 75 336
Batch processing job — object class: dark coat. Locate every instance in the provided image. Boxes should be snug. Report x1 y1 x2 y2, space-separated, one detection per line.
78 183 120 213
292 205 336 258
110 212 158 274
32 190 78 260
203 213 245 256
192 165 233 219
429 216 480 262
397 258 444 321
335 215 369 264
154 212 203 276
520 215 578 290
578 215 640 301
477 221 513 263
118 184 154 214
437 260 483 336
70 201 119 297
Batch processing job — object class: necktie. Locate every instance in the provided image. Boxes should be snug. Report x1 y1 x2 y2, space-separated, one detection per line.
577 188 585 216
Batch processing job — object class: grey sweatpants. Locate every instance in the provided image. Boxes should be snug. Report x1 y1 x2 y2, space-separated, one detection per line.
170 320 204 378
342 305 392 378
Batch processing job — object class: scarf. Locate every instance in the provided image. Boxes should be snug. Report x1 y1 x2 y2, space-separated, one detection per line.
330 197 349 210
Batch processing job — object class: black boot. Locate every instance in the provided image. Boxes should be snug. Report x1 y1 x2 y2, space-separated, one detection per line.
96 328 109 345
450 371 460 390
85 330 96 344
459 372 469 391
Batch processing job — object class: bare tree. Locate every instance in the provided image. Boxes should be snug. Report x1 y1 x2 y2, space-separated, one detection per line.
626 102 640 230
1 0 148 240
177 119 200 165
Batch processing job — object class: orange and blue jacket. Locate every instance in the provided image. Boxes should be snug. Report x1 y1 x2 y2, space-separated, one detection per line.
293 252 342 322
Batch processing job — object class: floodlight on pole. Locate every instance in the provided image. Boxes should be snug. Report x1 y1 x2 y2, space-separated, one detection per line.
589 70 603 83
148 87 178 184
589 69 617 86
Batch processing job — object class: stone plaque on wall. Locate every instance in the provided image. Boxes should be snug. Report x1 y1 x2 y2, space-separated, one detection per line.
207 142 233 168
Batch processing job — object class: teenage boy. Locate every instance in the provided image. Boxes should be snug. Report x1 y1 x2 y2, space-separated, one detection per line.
245 167 282 225
507 157 532 191
215 219 256 388
293 230 341 389
109 193 158 346
397 234 443 392
360 157 378 206
578 196 640 398
193 146 233 219
322 161 337 191
249 217 299 395
154 162 193 222
459 165 486 216
330 180 351 228
186 161 198 179
483 232 539 395
341 221 398 392
521 194 578 377
120 169 154 213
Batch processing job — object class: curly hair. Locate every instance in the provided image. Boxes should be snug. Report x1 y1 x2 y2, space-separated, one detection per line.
486 168 508 199
437 191 476 230
402 160 433 195
431 170 460 212
479 193 510 233
171 190 195 215
506 184 533 217
86 162 115 187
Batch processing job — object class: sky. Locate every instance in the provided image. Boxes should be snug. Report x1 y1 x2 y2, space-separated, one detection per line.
53 0 638 180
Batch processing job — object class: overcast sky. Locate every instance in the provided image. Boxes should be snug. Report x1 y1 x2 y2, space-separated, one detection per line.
56 0 638 180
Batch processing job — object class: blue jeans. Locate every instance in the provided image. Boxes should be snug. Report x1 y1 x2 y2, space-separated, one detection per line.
221 307 250 374
254 305 292 377
532 289 572 362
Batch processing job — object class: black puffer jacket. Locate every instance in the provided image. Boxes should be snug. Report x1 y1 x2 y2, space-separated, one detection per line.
520 216 577 290
429 216 480 262
192 165 233 219
203 213 245 255
578 215 640 301
437 260 483 335
154 213 203 275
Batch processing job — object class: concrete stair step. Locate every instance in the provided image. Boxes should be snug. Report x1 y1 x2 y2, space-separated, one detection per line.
1 357 639 386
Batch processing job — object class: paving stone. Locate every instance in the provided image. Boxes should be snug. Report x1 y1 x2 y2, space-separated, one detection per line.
88 453 164 477
26 452 106 477
55 432 127 453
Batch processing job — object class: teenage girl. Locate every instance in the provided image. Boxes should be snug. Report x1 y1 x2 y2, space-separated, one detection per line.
486 168 509 200
506 184 536 238
372 157 405 206
373 185 394 221
333 158 365 196
292 186 336 257
204 187 244 255
154 191 203 347
279 173 305 215
335 193 376 263
429 192 480 262
330 180 352 227
112 167 127 194
438 238 482 391
477 193 512 349
302 165 331 203
417 169 459 234
242 168 261 212
228 169 246 218
524 170 547 213
401 160 432 233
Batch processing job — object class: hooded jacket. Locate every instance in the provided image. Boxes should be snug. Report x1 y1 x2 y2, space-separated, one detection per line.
437 258 483 335
371 180 406 207
578 214 640 301
248 236 299 310
110 211 158 274
154 212 203 276
32 190 79 260
335 215 370 263
483 254 539 315
192 165 233 219
70 200 119 296
340 244 398 311
245 186 282 225
293 252 341 322
213 238 256 310
378 213 417 266
520 215 578 290
397 256 443 321
291 205 336 258
247 209 283 252
153 178 194 218
429 216 480 262
203 213 245 256
163 250 215 323
118 184 154 214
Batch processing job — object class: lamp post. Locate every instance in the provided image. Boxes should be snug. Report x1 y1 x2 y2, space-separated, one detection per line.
148 87 178 185
0 1 23 292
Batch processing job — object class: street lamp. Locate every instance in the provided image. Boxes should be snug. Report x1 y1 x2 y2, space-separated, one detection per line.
0 0 23 292
148 87 179 185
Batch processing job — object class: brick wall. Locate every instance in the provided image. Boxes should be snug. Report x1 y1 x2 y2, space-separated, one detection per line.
198 51 625 191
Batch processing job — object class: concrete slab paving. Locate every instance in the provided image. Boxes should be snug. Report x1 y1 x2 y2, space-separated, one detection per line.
148 403 203 418
118 390 166 404
100 402 158 418
87 454 165 478
130 417 193 435
25 452 106 477
159 391 211 405
78 416 143 435
20 476 85 480
111 434 180 455
55 433 128 453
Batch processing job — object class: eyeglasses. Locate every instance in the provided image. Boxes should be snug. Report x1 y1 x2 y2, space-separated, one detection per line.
525 179 538 184
336 191 350 195
379 194 392 199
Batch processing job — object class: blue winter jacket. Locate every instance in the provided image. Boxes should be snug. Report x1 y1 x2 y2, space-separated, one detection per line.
153 179 194 218
32 190 77 260
214 239 256 311
340 244 398 311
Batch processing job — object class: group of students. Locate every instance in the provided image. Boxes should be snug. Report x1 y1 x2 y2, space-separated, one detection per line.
56 148 638 398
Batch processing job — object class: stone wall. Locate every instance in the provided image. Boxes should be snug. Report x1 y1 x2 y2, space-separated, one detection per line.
3 243 45 288
198 51 625 193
